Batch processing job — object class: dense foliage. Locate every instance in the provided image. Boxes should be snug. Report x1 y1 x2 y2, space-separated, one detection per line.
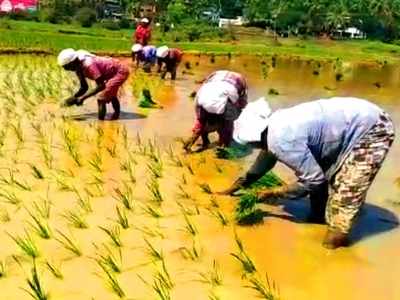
2 0 400 40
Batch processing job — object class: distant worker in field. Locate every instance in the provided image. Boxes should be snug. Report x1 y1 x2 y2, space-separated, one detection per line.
134 18 152 46
131 44 157 72
218 97 395 249
156 46 183 80
183 70 248 152
57 48 130 121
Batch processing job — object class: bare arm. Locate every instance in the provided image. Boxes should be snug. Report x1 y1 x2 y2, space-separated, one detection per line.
217 150 278 195
78 77 106 103
74 70 89 98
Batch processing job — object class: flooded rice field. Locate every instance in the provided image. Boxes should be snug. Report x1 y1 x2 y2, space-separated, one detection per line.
0 54 399 300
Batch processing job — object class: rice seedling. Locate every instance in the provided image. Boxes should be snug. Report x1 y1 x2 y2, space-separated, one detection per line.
7 230 40 258
147 178 163 203
115 206 129 229
209 196 220 208
0 259 7 278
139 260 174 300
198 260 223 287
39 143 53 169
179 239 201 261
88 151 103 173
54 175 75 192
214 163 223 174
63 209 89 229
23 262 49 300
199 183 212 194
113 183 134 210
74 189 93 214
181 174 187 185
181 212 198 237
0 206 10 222
10 121 24 144
45 260 63 279
33 195 52 219
0 170 31 191
95 245 122 273
154 260 174 290
61 128 82 167
99 225 123 247
28 164 44 180
148 160 163 178
55 230 82 257
99 264 126 298
147 140 162 163
106 144 118 158
121 125 129 151
176 201 198 216
183 161 194 175
177 184 190 199
144 238 164 261
133 224 164 239
142 204 163 219
210 209 229 226
230 233 257 276
27 210 51 239
166 146 183 167
245 272 279 300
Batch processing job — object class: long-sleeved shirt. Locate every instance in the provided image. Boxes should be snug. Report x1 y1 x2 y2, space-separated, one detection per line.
141 45 157 63
264 97 384 192
134 25 151 45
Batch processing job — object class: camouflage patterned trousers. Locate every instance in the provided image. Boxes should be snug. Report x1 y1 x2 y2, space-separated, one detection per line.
326 112 395 234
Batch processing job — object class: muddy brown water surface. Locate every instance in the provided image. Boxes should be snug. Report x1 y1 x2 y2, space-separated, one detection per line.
0 54 399 300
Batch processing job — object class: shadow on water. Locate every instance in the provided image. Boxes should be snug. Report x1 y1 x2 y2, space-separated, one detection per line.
69 111 147 121
264 199 399 245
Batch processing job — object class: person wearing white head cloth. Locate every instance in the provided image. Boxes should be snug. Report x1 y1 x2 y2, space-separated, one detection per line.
156 46 183 80
131 43 143 65
183 70 248 152
57 48 129 120
218 97 395 249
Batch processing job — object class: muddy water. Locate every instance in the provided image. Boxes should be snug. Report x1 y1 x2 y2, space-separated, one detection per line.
0 54 399 300
117 55 400 300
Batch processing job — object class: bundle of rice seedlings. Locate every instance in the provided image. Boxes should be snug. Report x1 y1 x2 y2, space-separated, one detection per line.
8 230 40 258
235 193 264 226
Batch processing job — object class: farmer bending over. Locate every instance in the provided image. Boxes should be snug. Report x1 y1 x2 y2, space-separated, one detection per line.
156 46 183 80
132 44 157 72
57 49 129 120
219 97 395 249
183 70 248 152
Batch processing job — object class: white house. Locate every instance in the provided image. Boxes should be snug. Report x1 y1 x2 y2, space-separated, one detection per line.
219 16 245 28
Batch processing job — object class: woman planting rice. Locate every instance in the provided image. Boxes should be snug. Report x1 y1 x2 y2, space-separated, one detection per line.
57 49 130 121
183 70 248 152
219 97 395 249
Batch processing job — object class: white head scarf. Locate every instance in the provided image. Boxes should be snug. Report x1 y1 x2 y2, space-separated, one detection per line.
233 97 272 144
57 48 77 66
156 46 169 58
196 81 239 114
132 44 143 52
57 49 94 66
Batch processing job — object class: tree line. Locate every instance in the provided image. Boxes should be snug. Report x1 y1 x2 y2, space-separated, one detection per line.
3 0 400 40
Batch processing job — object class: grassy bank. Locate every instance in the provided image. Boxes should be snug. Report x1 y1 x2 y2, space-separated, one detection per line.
2 19 400 63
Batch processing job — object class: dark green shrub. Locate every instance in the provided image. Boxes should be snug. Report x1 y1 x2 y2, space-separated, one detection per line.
75 7 96 28
119 18 130 29
102 19 120 31
186 25 201 41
